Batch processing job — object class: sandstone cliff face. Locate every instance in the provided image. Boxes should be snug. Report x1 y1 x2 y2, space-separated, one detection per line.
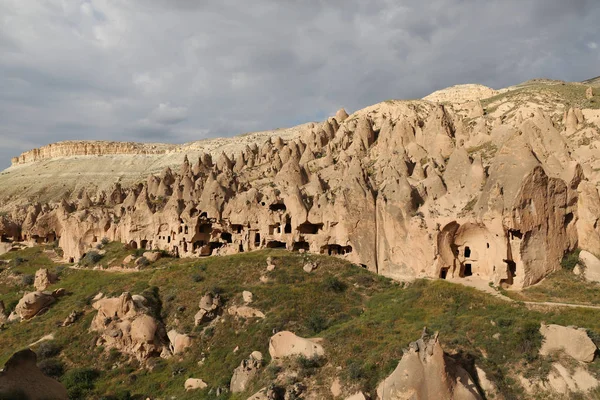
2 81 599 289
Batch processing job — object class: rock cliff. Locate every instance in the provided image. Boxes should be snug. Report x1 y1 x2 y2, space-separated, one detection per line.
1 80 599 289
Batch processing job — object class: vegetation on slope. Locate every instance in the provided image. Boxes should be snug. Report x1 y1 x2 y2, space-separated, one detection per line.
2 245 600 399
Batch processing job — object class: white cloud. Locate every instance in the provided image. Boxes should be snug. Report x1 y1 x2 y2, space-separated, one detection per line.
588 42 598 49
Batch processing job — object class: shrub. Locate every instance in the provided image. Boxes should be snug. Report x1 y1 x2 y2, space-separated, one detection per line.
38 358 65 378
136 256 150 267
37 341 62 359
80 251 103 266
514 321 543 362
101 237 110 245
134 249 145 257
561 249 581 271
191 273 204 282
11 257 26 267
21 274 34 286
306 312 328 334
297 355 326 378
61 368 100 398
323 275 347 293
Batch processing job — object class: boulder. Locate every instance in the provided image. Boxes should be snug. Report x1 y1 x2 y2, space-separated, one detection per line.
268 331 325 359
228 305 265 319
586 87 594 100
579 251 600 282
14 291 56 320
185 378 208 391
194 293 222 325
34 268 56 291
230 351 263 393
61 310 80 327
540 324 596 362
345 393 367 400
377 330 482 400
242 290 253 304
123 254 135 264
91 292 167 361
0 349 68 400
143 251 161 262
167 329 192 354
303 262 317 273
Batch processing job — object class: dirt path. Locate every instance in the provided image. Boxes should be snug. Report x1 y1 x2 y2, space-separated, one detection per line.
447 276 600 310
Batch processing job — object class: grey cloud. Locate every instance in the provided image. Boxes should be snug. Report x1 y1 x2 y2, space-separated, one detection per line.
0 0 599 170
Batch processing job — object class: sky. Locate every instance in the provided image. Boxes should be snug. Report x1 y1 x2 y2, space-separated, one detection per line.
0 0 599 169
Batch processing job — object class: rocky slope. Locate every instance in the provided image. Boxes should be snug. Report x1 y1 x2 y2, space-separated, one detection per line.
1 80 600 291
2 245 600 399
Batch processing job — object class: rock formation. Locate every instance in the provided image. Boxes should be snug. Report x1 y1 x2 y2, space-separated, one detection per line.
14 290 58 320
0 349 68 400
230 351 263 393
268 331 324 359
34 268 56 291
539 324 597 363
1 80 599 289
90 292 168 361
377 330 482 400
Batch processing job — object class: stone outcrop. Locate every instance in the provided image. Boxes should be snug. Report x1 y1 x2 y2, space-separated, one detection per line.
0 349 68 400
230 351 263 393
268 331 324 359
14 291 58 320
167 329 192 355
34 268 56 291
185 378 208 391
578 250 600 282
90 292 168 361
194 292 222 325
539 324 597 362
1 80 599 290
377 330 482 400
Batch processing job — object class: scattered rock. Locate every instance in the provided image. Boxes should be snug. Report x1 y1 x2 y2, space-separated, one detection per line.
266 257 275 271
243 290 253 304
34 268 56 291
303 262 317 273
185 378 208 391
230 351 263 393
228 305 265 319
61 310 81 327
475 366 500 398
143 251 161 263
194 293 222 325
573 264 582 276
586 86 594 100
0 349 68 400
547 362 599 394
579 251 600 282
345 393 367 400
14 291 56 320
330 377 342 397
540 324 596 362
269 331 325 359
123 255 135 264
167 329 192 354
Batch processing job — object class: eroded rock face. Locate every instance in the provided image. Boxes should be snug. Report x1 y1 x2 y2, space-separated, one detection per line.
90 292 168 361
2 82 598 290
268 331 324 359
0 349 68 400
194 293 222 325
540 324 597 363
377 331 482 400
34 268 56 291
14 291 56 320
230 351 263 393
167 329 192 355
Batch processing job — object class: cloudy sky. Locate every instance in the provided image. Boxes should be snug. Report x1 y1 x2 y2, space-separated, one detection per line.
1 0 599 169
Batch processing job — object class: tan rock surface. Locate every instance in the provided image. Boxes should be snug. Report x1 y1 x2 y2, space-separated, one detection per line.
539 324 596 362
14 291 56 320
268 331 324 359
0 349 68 400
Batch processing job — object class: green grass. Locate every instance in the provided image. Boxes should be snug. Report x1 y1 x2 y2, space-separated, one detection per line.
3 245 600 399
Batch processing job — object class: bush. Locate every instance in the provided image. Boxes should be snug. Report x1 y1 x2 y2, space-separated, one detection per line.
11 257 26 267
134 249 145 257
21 274 34 286
514 321 543 362
323 275 347 293
61 368 100 398
80 251 103 266
306 312 328 334
137 256 150 267
191 273 204 282
38 358 65 378
37 341 62 359
561 249 581 271
101 237 110 246
297 355 326 378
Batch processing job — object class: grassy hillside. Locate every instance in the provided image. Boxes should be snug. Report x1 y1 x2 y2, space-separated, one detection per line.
2 245 600 399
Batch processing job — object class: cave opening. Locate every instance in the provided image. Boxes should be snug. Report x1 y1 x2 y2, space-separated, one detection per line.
269 203 287 212
463 263 472 277
266 241 286 249
297 222 323 235
221 232 232 243
464 246 471 258
292 241 310 251
440 268 448 279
